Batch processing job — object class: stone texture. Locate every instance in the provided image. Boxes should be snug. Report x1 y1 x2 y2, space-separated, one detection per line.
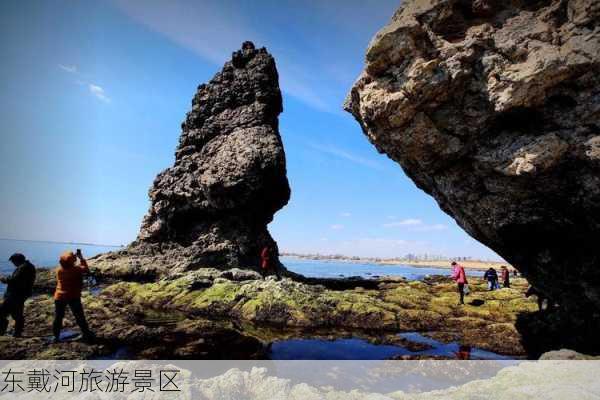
539 348 600 360
345 0 600 312
93 42 290 278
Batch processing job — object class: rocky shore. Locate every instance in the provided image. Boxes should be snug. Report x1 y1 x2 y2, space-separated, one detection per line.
6 0 597 361
1 266 540 359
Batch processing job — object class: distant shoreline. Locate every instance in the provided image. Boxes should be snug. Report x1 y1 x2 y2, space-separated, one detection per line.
280 253 514 272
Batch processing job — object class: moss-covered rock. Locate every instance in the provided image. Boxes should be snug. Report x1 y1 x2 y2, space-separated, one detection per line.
97 273 536 356
0 270 540 358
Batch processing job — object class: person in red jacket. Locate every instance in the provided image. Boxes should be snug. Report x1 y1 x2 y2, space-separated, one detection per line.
260 245 281 279
53 249 95 343
451 261 468 305
500 265 510 288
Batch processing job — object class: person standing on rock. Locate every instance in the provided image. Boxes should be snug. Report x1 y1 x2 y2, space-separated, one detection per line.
451 261 467 305
500 266 510 288
260 245 281 280
0 253 36 337
53 249 95 343
483 267 499 291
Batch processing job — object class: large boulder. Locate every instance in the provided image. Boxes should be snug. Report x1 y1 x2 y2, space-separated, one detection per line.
93 42 290 278
345 0 600 311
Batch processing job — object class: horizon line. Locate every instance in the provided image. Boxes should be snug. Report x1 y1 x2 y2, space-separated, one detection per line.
0 237 124 248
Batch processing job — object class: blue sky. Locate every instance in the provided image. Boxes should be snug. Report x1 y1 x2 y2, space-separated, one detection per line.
0 0 502 260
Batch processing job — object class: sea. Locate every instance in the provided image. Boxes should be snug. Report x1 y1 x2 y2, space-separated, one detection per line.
0 239 483 296
281 256 484 280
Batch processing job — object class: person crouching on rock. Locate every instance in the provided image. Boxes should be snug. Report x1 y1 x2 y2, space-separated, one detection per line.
260 245 281 280
451 261 467 305
53 249 95 343
0 253 36 337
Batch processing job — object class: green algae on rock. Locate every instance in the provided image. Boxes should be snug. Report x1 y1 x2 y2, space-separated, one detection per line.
101 275 537 356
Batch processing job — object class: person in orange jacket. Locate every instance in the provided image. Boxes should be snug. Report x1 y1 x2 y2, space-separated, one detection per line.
53 249 95 343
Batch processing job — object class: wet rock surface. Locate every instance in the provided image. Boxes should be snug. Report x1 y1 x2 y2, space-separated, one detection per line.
0 275 538 359
345 0 600 313
98 275 536 357
92 41 290 279
0 291 265 360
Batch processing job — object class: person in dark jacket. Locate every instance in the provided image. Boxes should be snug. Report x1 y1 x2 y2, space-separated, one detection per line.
483 267 499 291
0 253 36 337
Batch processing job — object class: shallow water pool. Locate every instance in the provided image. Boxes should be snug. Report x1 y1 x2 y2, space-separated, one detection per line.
268 332 513 360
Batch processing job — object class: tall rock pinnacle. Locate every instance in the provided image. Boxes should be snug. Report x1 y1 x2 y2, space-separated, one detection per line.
95 42 290 277
346 0 600 312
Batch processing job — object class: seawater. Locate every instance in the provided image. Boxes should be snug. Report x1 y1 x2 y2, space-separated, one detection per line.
281 256 484 280
0 239 121 295
0 239 483 296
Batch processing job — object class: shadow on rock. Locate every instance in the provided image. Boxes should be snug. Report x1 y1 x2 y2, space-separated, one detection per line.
516 309 600 358
468 299 485 307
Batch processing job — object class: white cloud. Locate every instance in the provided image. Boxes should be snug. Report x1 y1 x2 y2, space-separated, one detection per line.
59 64 78 73
88 84 111 103
382 219 447 232
414 224 447 232
58 64 111 104
309 142 383 170
340 212 352 217
330 224 344 230
382 219 422 228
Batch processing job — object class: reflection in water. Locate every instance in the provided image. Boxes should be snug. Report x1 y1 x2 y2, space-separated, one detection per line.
456 345 472 360
268 332 511 360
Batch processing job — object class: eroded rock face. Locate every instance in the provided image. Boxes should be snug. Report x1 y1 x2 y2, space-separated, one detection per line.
94 42 290 277
346 0 600 310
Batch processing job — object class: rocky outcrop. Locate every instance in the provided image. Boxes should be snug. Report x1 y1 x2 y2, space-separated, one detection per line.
346 0 600 312
93 42 290 278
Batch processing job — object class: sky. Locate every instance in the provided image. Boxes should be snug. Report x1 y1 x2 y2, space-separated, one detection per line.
0 0 503 260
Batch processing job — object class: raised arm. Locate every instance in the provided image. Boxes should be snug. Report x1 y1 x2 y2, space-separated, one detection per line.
76 249 90 274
